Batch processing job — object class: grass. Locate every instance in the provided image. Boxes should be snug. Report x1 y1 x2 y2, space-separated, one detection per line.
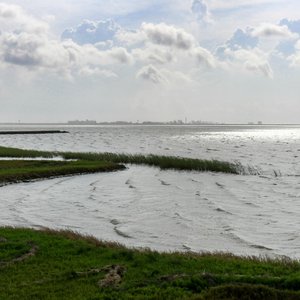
0 146 241 174
0 160 125 185
0 228 300 299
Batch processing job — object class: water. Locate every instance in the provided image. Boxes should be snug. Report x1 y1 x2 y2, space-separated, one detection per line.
1 125 300 258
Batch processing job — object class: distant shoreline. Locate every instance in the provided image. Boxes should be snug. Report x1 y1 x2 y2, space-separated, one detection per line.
1 122 300 126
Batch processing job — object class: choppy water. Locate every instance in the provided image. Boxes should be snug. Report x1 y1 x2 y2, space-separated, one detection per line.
1 125 300 258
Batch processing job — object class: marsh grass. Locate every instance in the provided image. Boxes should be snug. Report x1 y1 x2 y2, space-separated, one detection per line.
0 147 53 159
0 146 241 174
0 160 124 185
0 227 300 299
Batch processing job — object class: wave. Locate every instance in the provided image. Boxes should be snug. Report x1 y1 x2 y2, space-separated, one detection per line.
226 230 273 252
114 227 133 239
159 179 171 186
215 207 233 215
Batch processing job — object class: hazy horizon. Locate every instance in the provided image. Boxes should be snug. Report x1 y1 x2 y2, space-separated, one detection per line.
1 1 300 123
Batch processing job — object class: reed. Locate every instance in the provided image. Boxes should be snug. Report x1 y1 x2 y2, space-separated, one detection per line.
0 146 240 174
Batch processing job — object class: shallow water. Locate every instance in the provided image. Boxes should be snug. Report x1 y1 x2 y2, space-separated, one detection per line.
1 125 300 257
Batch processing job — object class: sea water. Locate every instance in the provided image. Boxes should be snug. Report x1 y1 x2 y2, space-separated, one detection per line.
0 125 300 258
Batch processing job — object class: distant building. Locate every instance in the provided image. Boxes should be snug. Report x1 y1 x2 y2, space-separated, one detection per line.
257 121 263 125
168 120 184 125
68 120 97 125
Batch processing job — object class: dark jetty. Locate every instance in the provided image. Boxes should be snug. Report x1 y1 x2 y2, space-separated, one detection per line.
0 130 68 135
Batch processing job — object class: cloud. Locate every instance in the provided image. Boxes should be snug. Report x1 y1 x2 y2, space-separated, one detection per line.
105 47 133 64
251 23 295 38
0 2 49 34
136 64 192 85
61 19 120 46
63 20 197 54
287 40 300 67
0 31 133 77
0 2 282 84
132 47 173 65
216 27 260 69
191 0 212 24
116 29 145 46
226 47 273 78
137 64 168 84
0 7 133 79
216 20 300 77
193 47 216 68
0 4 216 82
218 22 296 59
141 23 195 50
216 28 258 60
276 19 300 56
279 19 300 34
245 61 273 78
78 67 118 78
228 28 259 49
129 23 217 69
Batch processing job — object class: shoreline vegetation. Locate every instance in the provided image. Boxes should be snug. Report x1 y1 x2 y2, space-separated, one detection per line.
0 160 125 185
0 227 300 299
0 146 244 175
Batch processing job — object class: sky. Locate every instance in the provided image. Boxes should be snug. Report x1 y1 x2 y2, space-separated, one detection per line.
1 0 300 123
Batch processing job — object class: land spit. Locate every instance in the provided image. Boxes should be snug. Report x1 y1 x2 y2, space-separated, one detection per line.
0 130 68 135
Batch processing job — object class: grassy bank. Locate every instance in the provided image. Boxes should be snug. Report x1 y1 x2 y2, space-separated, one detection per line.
0 160 125 185
0 146 241 174
0 228 300 299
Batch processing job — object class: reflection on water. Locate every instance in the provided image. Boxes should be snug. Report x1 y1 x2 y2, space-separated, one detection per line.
1 125 300 257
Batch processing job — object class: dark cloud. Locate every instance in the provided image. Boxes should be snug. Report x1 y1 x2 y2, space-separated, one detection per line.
2 33 42 66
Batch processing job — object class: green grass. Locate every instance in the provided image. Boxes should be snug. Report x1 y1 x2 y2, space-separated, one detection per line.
0 146 241 174
0 160 125 185
0 228 300 299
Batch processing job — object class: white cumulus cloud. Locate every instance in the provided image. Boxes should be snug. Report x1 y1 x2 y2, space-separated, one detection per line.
141 23 195 50
0 2 49 34
226 47 273 78
0 2 283 84
0 4 133 78
251 23 296 38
